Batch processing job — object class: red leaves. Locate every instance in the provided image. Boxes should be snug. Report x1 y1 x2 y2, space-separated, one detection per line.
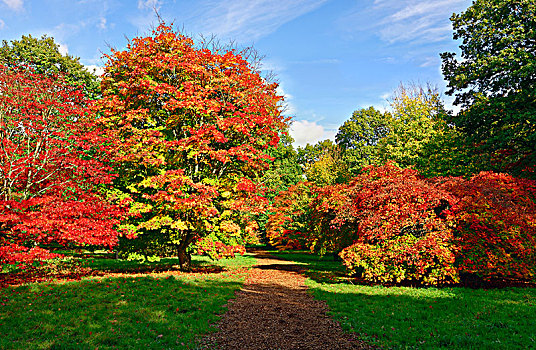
268 163 536 285
437 171 536 281
195 236 245 260
0 65 125 266
95 23 287 262
322 164 458 285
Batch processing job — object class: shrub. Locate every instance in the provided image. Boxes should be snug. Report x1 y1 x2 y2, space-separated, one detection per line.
337 164 458 285
438 172 536 281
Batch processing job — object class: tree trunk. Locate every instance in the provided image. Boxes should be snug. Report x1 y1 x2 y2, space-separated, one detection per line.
177 233 195 271
178 247 191 271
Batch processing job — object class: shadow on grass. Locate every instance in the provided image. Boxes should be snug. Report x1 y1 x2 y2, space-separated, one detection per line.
0 267 250 349
267 250 348 284
0 254 256 289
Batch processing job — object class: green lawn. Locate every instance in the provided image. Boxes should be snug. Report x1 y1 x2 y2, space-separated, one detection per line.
271 250 536 349
0 254 256 350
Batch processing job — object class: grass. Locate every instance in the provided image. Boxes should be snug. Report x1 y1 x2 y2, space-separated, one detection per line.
271 250 536 349
0 254 256 350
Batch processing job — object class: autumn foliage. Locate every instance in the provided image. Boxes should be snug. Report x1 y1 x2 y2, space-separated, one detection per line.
266 182 314 250
0 65 124 266
437 172 536 282
96 24 287 269
326 164 457 285
268 163 536 285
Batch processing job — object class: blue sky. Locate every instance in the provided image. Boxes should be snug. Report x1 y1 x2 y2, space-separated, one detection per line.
0 0 472 146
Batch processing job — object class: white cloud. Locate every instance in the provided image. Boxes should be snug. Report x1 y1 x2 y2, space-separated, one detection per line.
379 0 468 44
84 64 105 76
98 17 107 30
343 0 470 45
290 119 336 147
131 0 162 31
1 0 23 11
0 19 5 30
138 0 160 10
195 0 327 43
58 43 69 56
419 56 438 67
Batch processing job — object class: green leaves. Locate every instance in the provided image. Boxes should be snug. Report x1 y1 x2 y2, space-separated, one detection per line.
376 84 450 171
336 106 391 173
441 0 536 178
0 35 100 99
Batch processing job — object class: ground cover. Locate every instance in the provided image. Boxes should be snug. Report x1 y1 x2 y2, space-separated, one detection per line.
271 250 536 349
0 254 255 350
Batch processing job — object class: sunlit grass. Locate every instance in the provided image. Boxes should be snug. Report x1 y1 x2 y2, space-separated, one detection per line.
272 250 536 349
0 254 256 350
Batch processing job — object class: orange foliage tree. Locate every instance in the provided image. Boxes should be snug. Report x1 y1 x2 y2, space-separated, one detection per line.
437 172 536 282
96 23 288 269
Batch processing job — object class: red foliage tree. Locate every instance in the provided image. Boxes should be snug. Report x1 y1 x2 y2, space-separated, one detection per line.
333 164 458 285
437 172 536 282
96 24 288 269
0 65 124 267
266 182 314 250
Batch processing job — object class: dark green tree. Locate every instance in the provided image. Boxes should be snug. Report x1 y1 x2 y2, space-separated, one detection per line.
441 0 536 177
0 34 99 99
261 131 303 199
335 106 392 174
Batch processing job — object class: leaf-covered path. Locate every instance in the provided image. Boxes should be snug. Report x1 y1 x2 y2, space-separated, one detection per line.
201 251 373 349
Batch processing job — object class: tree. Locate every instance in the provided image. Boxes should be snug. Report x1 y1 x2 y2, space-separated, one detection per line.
0 35 100 99
261 131 303 198
441 0 536 177
266 181 314 250
96 24 288 270
256 131 303 241
0 65 124 266
376 84 450 171
335 106 391 174
297 140 349 186
437 172 536 283
296 139 336 167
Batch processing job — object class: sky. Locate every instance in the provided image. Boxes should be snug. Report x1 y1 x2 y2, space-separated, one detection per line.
0 0 472 147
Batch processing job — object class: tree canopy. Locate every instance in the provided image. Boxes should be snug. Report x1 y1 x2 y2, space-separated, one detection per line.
441 0 536 177
0 65 123 265
335 106 391 174
0 34 100 99
96 23 288 269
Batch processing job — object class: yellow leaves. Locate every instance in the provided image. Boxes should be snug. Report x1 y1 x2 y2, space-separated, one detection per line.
129 201 152 215
126 184 139 193
170 219 189 231
219 220 241 236
117 224 138 239
137 215 173 230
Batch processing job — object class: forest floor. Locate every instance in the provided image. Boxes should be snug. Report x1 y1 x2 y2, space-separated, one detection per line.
200 250 374 350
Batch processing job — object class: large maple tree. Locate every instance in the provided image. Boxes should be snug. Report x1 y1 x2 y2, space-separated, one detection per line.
0 65 124 265
97 24 288 269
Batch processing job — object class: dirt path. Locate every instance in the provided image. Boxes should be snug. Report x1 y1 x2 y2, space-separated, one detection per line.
201 251 373 349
